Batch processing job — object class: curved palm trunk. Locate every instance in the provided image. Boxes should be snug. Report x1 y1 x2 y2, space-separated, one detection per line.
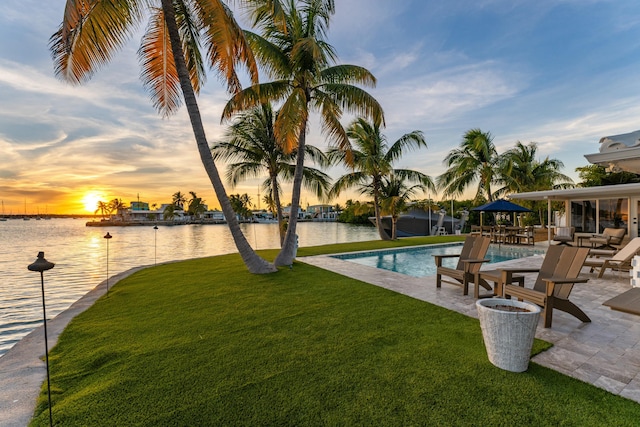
391 215 398 240
373 187 391 241
162 0 275 274
274 126 307 266
271 174 285 246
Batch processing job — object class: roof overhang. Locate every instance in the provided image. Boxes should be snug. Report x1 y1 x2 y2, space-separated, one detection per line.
584 147 640 173
584 130 640 173
510 182 640 201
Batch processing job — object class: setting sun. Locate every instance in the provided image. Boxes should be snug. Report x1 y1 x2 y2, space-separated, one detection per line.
81 192 104 213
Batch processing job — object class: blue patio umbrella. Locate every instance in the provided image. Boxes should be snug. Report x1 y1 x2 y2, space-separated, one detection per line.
472 199 532 213
472 199 532 227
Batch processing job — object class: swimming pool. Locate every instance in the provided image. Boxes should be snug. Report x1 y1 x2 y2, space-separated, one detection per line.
331 243 545 278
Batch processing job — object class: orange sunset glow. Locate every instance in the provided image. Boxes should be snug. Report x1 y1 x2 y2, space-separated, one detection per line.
81 192 106 213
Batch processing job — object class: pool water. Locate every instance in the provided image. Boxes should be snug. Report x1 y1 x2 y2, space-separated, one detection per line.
332 243 545 278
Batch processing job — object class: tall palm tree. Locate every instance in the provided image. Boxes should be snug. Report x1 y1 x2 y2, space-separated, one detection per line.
163 204 176 221
223 0 384 265
212 103 330 245
187 191 206 219
95 200 110 219
379 173 424 240
229 193 253 220
438 129 500 202
172 191 187 210
328 118 434 240
496 141 574 227
262 193 277 214
496 141 573 195
50 0 276 273
109 198 127 220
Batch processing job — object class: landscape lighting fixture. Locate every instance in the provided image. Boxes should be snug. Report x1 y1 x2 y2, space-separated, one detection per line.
28 251 55 427
104 232 112 295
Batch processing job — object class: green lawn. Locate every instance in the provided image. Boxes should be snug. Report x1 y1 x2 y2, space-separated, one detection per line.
31 237 640 426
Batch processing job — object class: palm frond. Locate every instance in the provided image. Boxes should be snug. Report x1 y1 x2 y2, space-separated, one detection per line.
139 8 181 117
385 131 427 164
227 162 264 187
323 84 385 127
328 171 367 199
244 30 292 79
245 0 288 32
174 0 206 94
50 0 142 84
321 65 376 87
275 87 308 153
222 81 291 120
195 0 258 92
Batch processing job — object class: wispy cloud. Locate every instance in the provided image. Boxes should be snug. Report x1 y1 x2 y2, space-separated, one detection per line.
3 0 640 212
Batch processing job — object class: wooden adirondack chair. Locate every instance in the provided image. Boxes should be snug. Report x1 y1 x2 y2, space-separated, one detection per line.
499 245 591 328
434 236 491 296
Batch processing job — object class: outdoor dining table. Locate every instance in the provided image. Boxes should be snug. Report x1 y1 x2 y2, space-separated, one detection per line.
502 226 523 244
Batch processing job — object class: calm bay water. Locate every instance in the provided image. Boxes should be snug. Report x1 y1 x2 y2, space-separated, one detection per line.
0 219 378 357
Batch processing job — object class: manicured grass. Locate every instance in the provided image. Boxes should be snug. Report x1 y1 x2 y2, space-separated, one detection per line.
31 241 640 426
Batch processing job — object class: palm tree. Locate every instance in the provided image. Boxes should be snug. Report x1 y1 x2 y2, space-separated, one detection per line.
262 193 277 214
95 200 110 219
438 129 500 202
109 198 127 220
172 191 187 210
50 0 276 273
328 118 434 240
212 103 330 245
576 164 640 187
496 141 574 227
379 173 424 240
163 204 176 221
497 141 573 195
187 191 206 219
229 194 253 220
223 0 384 266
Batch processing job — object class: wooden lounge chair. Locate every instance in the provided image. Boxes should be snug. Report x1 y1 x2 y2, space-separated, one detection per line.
499 245 591 328
589 227 626 249
552 226 574 245
584 237 640 278
434 236 491 296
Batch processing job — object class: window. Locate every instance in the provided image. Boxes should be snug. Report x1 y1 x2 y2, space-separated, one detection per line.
571 200 596 233
599 198 628 231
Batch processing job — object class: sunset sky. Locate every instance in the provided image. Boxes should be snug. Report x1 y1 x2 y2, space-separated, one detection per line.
2 1 640 214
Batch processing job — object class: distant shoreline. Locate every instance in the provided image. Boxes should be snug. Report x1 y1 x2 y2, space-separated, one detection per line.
86 219 227 227
2 214 96 219
85 218 324 227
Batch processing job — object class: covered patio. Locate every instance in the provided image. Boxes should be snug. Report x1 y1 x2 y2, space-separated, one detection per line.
509 182 640 244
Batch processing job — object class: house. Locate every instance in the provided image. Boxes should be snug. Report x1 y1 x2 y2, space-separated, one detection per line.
510 131 640 241
307 204 338 221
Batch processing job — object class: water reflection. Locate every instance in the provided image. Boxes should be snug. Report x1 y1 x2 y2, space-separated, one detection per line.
0 219 379 356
